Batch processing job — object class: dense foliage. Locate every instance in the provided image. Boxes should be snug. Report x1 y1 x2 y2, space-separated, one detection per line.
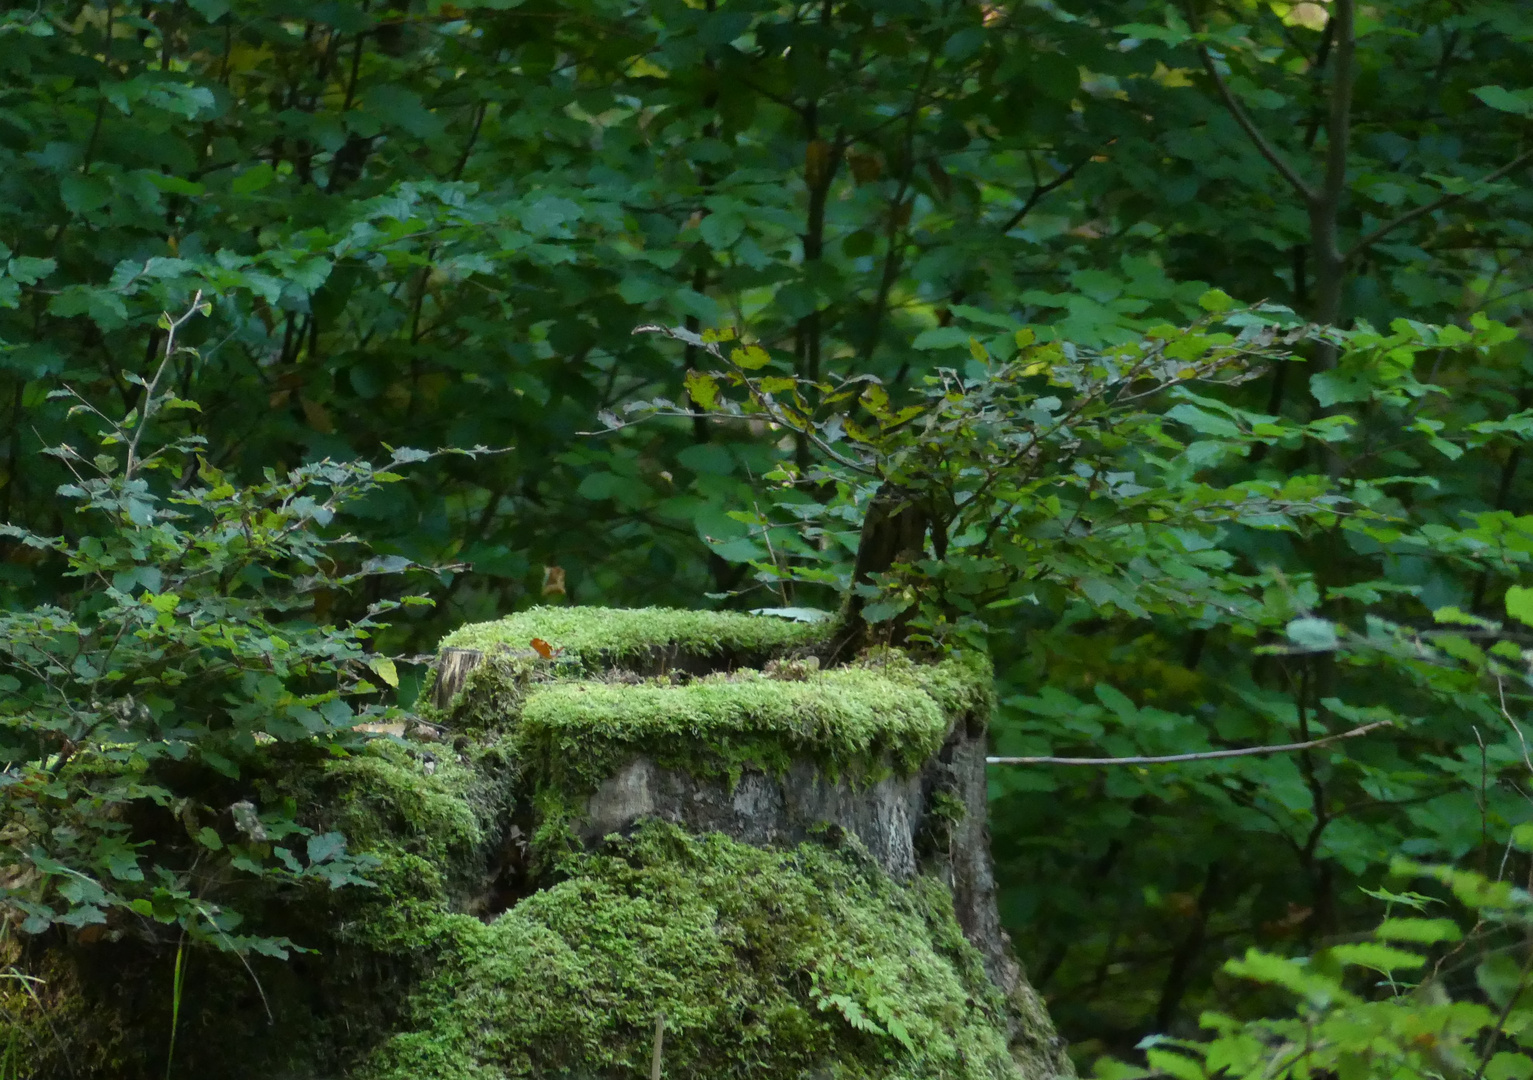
0 296 472 953
3 0 1533 1073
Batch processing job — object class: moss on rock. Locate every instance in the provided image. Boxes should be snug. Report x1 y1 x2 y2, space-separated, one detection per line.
361 821 1018 1080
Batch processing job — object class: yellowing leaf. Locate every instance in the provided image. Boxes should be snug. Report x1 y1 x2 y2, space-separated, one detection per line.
369 657 399 688
684 369 718 410
731 345 771 370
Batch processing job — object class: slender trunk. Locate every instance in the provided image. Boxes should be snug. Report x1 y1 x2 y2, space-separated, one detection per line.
1154 863 1221 1031
1308 0 1355 372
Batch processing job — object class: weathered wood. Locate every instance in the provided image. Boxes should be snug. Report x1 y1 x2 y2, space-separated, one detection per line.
431 647 483 709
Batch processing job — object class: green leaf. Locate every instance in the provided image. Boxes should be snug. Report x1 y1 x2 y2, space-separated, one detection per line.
1285 617 1338 651
362 85 444 138
677 443 734 476
1196 288 1234 313
103 850 144 882
49 285 128 329
1485 1053 1533 1080
144 172 205 196
1328 942 1426 973
59 175 111 214
1432 605 1495 629
307 832 346 865
1504 585 1533 627
1310 370 1374 407
862 599 911 623
232 163 274 194
1473 85 1533 116
912 326 974 350
1167 403 1242 438
1373 917 1462 944
185 0 231 19
698 212 745 250
1144 1048 1205 1080
7 255 56 284
749 607 833 623
577 472 624 500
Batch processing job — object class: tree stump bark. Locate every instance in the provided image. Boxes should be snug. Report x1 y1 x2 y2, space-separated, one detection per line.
414 606 1074 1080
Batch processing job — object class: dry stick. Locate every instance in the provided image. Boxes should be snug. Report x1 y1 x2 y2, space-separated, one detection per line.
650 1010 665 1080
986 720 1392 766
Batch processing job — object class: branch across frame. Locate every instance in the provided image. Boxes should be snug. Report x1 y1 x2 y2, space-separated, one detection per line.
987 720 1392 767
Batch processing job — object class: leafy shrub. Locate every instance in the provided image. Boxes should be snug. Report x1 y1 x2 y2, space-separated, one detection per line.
1105 851 1533 1080
635 302 1533 1063
0 297 473 956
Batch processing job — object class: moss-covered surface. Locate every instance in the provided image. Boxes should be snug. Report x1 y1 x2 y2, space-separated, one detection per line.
3 737 514 1080
7 609 1053 1080
520 665 953 792
361 821 1019 1080
438 605 831 667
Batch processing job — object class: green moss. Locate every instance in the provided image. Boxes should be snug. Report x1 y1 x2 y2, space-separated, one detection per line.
2 735 512 1080
320 743 483 863
518 665 955 794
423 647 539 730
438 606 830 667
12 613 1036 1080
855 647 996 718
360 821 1019 1080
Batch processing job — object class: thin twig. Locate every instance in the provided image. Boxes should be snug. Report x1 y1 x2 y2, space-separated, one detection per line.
1344 147 1533 263
998 145 1107 234
1495 677 1533 776
987 720 1392 766
1196 42 1314 200
1467 949 1533 1080
125 292 205 482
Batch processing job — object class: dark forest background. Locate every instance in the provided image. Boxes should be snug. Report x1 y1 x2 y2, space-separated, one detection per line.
4 0 1533 1070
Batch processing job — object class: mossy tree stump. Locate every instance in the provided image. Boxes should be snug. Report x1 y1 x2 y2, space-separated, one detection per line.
408 606 1073 1080
12 607 1073 1080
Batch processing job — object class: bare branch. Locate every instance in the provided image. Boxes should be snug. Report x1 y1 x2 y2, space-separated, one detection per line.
1345 147 1533 264
987 719 1392 766
125 291 205 482
1196 43 1315 201
998 145 1108 234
